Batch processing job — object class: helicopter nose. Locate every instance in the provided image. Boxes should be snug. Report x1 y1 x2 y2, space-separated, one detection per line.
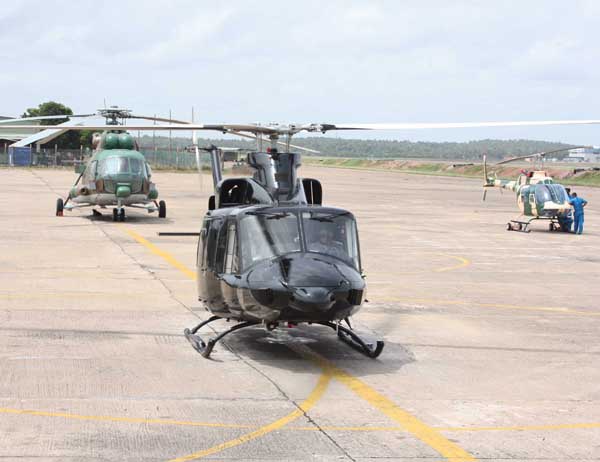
290 287 335 312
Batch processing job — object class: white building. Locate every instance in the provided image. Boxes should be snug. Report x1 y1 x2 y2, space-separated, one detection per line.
567 146 600 162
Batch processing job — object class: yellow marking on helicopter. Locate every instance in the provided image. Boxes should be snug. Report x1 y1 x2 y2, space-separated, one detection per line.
167 373 332 462
122 227 476 461
383 297 600 317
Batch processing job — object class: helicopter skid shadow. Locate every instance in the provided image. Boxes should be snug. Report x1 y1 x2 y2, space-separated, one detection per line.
212 324 414 377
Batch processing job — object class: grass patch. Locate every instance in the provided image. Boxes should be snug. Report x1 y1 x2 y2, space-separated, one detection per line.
304 157 600 187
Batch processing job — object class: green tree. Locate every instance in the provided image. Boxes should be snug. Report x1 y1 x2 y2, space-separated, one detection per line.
22 101 82 149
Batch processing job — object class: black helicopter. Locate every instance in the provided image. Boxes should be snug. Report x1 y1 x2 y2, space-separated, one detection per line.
179 137 383 359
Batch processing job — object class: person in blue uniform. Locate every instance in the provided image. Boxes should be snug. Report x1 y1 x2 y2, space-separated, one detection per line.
569 192 588 235
559 187 573 232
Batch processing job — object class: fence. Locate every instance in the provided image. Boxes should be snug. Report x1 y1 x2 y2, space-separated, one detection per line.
0 146 210 171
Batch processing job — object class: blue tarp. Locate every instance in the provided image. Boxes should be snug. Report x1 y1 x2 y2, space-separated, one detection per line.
9 146 32 166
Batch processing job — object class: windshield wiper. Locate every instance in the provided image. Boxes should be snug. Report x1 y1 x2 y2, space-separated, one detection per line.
246 211 291 220
308 211 350 222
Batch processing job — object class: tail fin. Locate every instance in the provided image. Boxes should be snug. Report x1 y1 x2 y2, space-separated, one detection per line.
482 154 493 201
483 154 488 183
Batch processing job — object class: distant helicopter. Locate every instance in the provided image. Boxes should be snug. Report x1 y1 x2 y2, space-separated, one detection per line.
9 118 600 357
482 147 585 232
3 108 173 221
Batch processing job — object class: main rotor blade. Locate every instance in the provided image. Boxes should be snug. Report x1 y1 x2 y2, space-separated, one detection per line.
495 145 590 165
0 114 95 124
129 114 190 124
9 119 600 135
322 120 600 131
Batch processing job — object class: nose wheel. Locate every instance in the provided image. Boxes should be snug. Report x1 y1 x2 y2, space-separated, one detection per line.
55 198 64 217
158 200 166 218
113 208 125 222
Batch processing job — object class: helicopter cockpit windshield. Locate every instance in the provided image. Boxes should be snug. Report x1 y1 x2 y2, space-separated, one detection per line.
238 210 360 270
303 211 360 268
239 212 301 269
98 157 147 177
535 184 568 204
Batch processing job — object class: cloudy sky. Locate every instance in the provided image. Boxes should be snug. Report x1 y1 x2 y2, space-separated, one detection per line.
2 0 600 143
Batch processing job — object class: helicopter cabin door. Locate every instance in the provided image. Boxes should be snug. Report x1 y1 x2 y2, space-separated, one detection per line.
528 189 537 216
518 186 531 215
199 216 227 315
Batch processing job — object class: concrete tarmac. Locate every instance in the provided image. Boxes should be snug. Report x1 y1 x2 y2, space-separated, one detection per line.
1 166 599 461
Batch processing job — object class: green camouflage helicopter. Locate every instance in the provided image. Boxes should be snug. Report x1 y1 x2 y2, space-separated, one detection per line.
482 147 586 232
59 129 165 221
2 108 175 221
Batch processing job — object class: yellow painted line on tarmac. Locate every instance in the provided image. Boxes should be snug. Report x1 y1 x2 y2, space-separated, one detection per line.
3 404 599 437
0 292 154 299
382 296 600 317
439 422 600 432
433 254 471 272
123 227 197 280
292 344 476 462
0 407 254 429
167 373 332 462
370 253 471 276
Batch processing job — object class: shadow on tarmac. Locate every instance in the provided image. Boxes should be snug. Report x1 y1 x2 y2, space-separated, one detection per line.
213 323 415 377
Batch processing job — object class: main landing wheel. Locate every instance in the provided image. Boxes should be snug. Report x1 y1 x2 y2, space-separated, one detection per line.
119 208 125 222
112 208 118 221
158 200 166 218
56 198 64 217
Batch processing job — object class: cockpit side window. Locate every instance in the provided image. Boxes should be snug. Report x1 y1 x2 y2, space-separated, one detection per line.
197 219 209 269
224 223 239 274
84 160 98 182
206 218 222 271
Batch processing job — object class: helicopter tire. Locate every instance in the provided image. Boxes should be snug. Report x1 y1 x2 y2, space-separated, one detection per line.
112 208 118 221
506 222 512 231
56 198 64 217
158 200 166 218
118 208 126 222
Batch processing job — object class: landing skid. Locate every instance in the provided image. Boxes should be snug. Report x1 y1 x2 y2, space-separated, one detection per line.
507 216 565 233
506 219 532 233
184 316 259 358
317 319 385 358
184 316 384 359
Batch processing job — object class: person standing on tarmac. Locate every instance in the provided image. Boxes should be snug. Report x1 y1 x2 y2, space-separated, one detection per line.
560 187 574 232
569 192 588 235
